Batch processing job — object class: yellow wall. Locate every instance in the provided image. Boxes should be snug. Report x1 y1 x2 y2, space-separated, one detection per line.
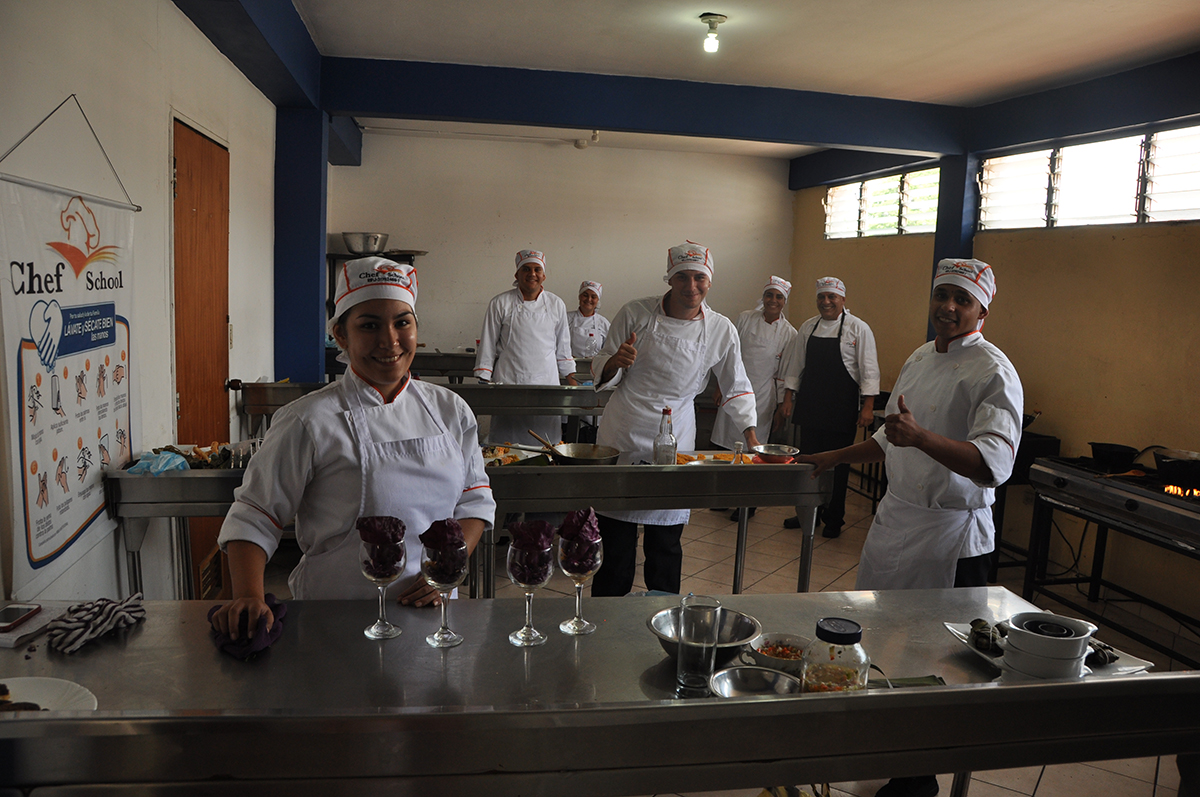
791 187 1200 618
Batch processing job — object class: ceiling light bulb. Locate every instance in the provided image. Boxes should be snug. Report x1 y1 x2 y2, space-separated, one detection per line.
699 13 727 54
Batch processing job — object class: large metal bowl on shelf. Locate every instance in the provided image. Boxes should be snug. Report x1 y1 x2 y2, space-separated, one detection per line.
342 232 388 255
647 606 762 667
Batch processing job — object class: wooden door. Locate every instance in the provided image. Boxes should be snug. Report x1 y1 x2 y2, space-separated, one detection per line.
173 120 230 599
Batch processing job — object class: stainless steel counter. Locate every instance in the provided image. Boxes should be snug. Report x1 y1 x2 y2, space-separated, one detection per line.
444 382 609 416
3 589 1198 796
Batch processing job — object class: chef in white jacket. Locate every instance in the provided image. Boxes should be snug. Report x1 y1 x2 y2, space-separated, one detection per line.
213 257 495 640
801 258 1022 592
566 280 610 358
590 242 759 596
474 250 576 446
711 275 797 451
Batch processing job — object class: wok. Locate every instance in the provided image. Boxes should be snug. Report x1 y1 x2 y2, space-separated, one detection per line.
506 442 620 465
1087 442 1142 473
1152 447 1200 490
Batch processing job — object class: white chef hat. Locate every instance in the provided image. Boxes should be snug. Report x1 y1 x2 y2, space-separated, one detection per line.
764 275 792 300
933 258 995 309
664 241 714 283
330 257 418 331
815 276 846 297
515 250 546 270
578 280 602 300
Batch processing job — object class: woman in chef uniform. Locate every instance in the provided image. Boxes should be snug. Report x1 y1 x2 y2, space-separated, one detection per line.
798 258 1021 797
566 280 610 358
473 250 576 446
590 242 759 596
711 275 797 451
213 257 496 639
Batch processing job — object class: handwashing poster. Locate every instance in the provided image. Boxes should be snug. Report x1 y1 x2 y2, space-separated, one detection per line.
1 178 133 598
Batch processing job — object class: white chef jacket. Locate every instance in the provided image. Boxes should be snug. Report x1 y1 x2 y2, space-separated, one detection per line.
781 310 880 397
711 309 797 450
473 288 575 444
218 368 495 600
566 310 610 358
592 295 757 526
856 331 1023 590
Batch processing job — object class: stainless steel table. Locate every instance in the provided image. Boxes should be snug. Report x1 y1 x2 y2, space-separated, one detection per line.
104 461 831 600
2 589 1197 796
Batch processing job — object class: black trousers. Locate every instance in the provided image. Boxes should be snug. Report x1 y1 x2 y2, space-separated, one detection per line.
954 551 992 588
591 516 684 596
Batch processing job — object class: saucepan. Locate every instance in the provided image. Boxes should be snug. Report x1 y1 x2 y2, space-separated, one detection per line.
1152 447 1200 490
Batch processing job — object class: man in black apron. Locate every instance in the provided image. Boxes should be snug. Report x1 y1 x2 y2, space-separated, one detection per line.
780 277 879 537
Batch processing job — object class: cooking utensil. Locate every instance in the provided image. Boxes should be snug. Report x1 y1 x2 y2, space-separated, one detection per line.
709 665 802 698
1087 442 1140 473
750 444 798 463
342 232 388 255
528 429 557 451
647 606 762 667
1153 447 1200 490
506 442 621 466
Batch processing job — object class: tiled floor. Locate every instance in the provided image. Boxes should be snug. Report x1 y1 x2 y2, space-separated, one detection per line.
268 490 1195 797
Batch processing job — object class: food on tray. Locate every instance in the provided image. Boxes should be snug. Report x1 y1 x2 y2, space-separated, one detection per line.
758 642 804 660
0 684 44 712
712 452 752 464
968 618 1004 654
802 662 867 692
675 453 708 464
152 442 232 469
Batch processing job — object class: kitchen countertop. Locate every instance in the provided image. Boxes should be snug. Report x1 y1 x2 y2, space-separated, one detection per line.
3 588 1199 795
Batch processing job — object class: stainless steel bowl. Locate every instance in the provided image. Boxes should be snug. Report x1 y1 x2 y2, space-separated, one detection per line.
751 444 799 463
342 232 389 255
710 665 802 698
646 606 762 667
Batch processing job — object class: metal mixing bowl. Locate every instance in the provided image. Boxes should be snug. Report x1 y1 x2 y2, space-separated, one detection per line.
751 444 799 463
342 232 388 255
647 606 762 667
710 665 802 697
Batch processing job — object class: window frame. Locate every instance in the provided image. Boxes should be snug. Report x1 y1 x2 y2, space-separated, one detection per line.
822 167 940 240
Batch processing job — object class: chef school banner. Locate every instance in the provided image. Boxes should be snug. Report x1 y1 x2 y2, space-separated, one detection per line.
0 178 134 599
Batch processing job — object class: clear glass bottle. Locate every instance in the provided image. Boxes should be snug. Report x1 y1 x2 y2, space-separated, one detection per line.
653 407 677 465
801 617 869 692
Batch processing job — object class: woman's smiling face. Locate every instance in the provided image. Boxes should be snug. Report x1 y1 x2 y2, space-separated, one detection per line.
333 298 417 398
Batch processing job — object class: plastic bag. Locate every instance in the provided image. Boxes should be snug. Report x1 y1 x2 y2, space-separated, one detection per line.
127 450 190 475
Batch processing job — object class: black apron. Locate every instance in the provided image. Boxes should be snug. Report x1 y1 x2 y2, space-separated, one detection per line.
793 313 860 455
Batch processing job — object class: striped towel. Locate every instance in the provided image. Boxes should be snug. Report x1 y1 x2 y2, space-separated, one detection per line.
45 593 146 653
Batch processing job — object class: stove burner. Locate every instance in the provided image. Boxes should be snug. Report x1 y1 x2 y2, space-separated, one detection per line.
1165 485 1200 501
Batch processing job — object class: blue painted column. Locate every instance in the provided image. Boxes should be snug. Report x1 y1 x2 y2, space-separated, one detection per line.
273 107 328 382
927 153 980 339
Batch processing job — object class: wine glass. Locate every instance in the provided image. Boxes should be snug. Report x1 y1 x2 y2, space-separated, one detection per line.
360 538 406 639
507 544 554 647
421 543 470 648
557 537 603 635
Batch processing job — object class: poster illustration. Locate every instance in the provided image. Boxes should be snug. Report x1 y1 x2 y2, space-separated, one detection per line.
1 178 134 599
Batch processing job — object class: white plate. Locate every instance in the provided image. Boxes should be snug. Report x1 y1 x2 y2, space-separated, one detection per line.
943 622 1152 678
1 677 98 711
481 446 539 466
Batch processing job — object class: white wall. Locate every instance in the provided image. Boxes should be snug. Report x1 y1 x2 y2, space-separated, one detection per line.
0 0 276 599
328 135 796 348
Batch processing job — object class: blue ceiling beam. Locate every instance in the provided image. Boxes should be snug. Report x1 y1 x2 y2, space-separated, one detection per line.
172 0 321 109
789 151 938 190
328 115 362 167
321 58 967 157
968 50 1200 155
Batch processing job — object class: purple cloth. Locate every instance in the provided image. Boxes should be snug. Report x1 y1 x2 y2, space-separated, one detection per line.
207 594 287 661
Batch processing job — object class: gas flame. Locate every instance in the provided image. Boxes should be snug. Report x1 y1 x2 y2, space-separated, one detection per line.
1164 484 1200 499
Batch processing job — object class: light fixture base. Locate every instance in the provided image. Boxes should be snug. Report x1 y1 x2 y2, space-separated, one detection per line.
699 13 728 25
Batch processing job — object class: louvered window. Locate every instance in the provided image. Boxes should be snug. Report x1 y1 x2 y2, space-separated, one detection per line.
978 123 1200 229
823 168 940 239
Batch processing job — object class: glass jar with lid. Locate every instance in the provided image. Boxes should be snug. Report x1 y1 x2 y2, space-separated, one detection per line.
801 617 869 693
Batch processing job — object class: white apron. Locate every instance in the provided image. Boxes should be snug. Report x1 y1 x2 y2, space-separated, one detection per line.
489 298 563 446
287 381 466 599
855 492 989 590
711 315 782 448
597 310 708 526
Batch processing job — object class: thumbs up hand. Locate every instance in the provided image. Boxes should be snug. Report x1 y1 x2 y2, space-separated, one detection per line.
884 394 924 448
611 331 638 370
